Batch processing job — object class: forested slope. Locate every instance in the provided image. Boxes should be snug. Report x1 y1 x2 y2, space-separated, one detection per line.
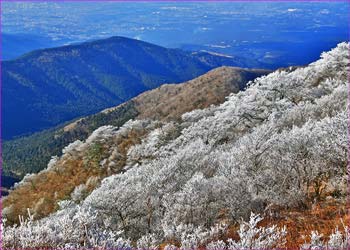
2 43 349 249
3 67 268 178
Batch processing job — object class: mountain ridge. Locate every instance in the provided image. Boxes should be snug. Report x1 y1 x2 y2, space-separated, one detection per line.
2 36 251 140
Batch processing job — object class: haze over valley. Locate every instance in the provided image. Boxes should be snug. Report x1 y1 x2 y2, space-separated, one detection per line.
2 2 348 68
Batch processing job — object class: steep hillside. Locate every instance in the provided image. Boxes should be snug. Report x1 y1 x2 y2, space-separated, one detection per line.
2 36 249 140
2 66 268 216
3 67 268 178
2 43 349 249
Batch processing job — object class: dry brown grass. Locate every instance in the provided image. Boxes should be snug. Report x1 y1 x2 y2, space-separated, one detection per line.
224 196 348 248
135 67 269 121
270 198 348 248
158 187 348 249
3 157 103 224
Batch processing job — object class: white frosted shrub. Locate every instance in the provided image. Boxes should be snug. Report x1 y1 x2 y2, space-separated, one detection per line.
226 213 286 249
164 244 179 250
206 240 227 250
137 233 159 250
62 139 83 154
71 183 88 202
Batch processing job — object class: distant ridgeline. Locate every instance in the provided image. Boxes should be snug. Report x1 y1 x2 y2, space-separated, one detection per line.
2 36 255 141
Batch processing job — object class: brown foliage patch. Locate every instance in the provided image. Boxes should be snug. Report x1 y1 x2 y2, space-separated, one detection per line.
3 128 148 225
224 198 348 248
